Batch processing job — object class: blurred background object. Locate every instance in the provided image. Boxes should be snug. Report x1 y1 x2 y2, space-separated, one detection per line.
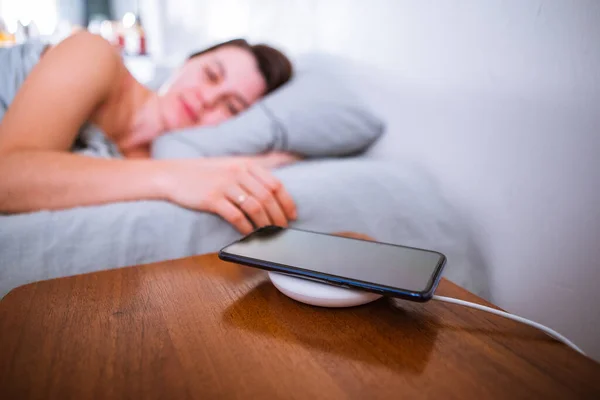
0 0 152 77
0 0 146 53
0 0 59 44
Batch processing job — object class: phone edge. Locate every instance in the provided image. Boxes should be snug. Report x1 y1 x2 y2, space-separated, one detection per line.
218 249 446 303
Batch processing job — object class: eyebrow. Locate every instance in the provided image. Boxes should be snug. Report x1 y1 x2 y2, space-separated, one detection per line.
215 59 226 78
215 58 251 109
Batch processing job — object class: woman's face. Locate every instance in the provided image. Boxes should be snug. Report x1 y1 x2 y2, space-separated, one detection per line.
158 46 266 131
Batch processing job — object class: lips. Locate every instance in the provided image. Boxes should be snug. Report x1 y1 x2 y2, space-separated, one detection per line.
178 94 199 123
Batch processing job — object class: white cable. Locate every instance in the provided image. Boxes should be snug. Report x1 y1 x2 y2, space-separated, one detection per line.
432 295 585 356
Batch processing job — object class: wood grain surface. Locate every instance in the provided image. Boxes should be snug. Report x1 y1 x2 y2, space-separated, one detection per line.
1 236 600 399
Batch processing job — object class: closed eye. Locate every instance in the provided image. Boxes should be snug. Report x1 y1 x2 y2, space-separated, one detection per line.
226 101 239 115
204 66 219 84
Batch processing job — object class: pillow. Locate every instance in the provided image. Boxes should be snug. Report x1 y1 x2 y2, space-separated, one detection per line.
151 63 385 159
0 39 48 122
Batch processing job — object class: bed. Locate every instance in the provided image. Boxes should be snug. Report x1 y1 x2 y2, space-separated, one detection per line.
0 45 488 298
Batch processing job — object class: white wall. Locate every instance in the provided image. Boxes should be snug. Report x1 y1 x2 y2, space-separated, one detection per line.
145 0 600 359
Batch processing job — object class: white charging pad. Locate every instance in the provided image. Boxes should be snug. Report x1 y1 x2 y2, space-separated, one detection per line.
268 272 383 307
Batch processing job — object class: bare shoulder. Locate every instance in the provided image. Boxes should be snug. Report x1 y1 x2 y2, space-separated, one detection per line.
42 31 122 85
0 32 125 153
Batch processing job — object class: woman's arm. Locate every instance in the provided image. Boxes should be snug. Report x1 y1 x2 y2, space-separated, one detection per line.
0 151 167 212
0 32 164 212
0 33 297 233
0 32 118 154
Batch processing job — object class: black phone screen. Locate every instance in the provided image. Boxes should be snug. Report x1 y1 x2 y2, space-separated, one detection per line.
222 227 445 294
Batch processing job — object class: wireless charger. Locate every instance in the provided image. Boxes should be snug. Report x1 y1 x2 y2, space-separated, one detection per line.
268 272 382 307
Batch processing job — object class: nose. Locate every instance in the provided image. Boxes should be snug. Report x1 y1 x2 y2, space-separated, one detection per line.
197 85 221 110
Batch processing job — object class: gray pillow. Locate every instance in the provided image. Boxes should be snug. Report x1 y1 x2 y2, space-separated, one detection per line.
151 68 385 159
0 40 47 121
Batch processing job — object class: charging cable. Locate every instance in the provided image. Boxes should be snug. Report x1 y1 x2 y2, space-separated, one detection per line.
432 295 585 356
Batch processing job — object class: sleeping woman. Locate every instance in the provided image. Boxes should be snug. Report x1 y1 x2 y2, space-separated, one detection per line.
0 32 299 234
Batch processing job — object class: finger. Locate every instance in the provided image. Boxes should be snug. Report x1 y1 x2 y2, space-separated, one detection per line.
253 152 301 169
213 200 254 234
250 166 297 220
333 232 375 241
226 187 271 229
239 172 288 227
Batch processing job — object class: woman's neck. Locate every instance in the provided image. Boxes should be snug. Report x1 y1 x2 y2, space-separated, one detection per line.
91 67 159 156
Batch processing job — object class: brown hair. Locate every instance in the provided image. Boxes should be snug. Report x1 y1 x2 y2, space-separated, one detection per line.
189 39 293 95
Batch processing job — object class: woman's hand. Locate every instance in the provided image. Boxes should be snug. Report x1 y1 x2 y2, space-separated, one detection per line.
161 156 298 234
249 152 302 168
209 152 302 170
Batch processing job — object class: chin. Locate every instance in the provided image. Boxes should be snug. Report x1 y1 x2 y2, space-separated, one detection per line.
162 113 185 132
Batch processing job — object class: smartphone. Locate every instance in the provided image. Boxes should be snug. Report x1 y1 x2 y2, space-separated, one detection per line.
218 226 446 302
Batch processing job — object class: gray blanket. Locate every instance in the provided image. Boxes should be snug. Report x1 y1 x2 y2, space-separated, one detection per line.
0 158 488 298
